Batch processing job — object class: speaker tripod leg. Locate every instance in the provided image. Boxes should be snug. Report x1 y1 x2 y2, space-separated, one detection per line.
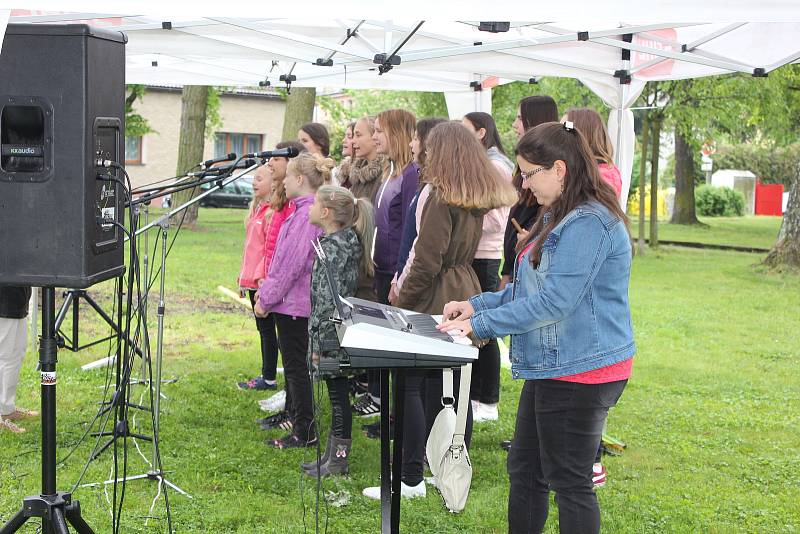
65 501 95 534
50 508 69 534
0 508 28 533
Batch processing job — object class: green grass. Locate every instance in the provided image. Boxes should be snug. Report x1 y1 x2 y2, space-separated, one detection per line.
2 208 798 533
630 216 782 249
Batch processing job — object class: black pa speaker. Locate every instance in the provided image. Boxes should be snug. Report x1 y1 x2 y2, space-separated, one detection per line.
0 23 127 288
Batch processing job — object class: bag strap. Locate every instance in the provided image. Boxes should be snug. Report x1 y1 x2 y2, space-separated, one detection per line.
452 363 472 447
440 368 454 406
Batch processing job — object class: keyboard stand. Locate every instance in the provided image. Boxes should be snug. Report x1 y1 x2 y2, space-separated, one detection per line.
379 368 407 534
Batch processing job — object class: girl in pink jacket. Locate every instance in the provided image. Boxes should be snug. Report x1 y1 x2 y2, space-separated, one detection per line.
237 165 282 391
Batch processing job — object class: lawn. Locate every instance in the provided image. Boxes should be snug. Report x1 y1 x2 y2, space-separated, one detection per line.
1 208 798 533
630 215 782 250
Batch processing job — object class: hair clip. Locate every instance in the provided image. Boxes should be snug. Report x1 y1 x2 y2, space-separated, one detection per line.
563 120 575 132
353 196 358 206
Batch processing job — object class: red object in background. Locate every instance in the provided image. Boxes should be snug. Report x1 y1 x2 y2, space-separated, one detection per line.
755 180 784 216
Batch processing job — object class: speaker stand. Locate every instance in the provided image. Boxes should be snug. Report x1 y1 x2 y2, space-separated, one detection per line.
1 288 95 534
54 288 143 360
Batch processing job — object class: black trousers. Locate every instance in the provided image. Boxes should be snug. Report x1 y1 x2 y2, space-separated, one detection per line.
274 313 315 441
508 379 627 534
248 291 279 381
400 368 473 487
325 376 352 440
368 271 395 399
470 259 502 404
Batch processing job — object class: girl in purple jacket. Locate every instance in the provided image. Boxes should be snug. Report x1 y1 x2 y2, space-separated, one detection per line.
355 109 418 419
255 152 333 449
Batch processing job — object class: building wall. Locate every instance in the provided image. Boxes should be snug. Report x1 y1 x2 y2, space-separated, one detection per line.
125 87 286 190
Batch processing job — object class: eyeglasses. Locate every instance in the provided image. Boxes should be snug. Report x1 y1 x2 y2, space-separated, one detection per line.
520 166 549 181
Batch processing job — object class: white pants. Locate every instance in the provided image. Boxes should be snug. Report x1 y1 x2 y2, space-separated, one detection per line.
0 317 28 416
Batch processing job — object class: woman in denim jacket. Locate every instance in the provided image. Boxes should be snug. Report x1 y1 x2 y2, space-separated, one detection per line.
439 122 635 534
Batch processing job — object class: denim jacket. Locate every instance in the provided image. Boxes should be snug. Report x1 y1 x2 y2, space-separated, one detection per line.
469 201 635 380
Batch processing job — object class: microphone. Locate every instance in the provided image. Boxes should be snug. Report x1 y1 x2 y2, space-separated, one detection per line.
242 147 300 159
189 158 258 177
200 152 237 169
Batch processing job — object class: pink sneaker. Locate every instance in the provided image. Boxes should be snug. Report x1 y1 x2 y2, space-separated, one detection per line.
592 463 607 488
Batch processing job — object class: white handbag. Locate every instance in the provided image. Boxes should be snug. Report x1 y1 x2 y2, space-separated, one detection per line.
425 364 473 513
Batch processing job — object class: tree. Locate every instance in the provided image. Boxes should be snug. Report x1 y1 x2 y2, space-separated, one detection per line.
656 68 800 224
125 84 154 138
171 86 209 227
636 112 649 255
281 87 316 143
671 127 701 224
764 172 800 270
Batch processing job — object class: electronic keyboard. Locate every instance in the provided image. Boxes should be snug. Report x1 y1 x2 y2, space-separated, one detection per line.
319 297 478 372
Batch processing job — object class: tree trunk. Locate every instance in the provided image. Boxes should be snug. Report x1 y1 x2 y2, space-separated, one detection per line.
172 86 209 228
764 172 800 269
649 116 662 248
281 87 316 142
671 128 701 224
637 113 649 255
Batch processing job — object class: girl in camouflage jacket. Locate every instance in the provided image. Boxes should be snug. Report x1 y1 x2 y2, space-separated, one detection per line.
303 185 375 477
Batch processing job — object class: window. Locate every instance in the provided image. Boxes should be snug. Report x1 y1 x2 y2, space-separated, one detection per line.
125 136 143 165
214 133 262 158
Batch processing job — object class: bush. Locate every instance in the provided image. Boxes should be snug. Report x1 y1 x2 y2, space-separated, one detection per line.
695 185 745 216
714 143 800 188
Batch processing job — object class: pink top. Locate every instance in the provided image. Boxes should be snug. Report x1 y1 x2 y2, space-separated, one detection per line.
262 201 296 278
475 159 514 260
599 163 622 199
238 203 270 290
555 358 632 384
395 184 432 292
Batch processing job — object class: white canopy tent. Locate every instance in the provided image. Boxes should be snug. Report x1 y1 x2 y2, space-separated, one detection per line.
2 5 800 206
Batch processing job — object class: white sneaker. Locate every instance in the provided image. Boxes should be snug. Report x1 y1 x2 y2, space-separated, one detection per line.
473 402 498 422
470 400 480 413
259 389 286 412
362 481 426 500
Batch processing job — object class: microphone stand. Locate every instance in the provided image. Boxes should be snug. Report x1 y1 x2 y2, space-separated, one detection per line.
83 161 260 500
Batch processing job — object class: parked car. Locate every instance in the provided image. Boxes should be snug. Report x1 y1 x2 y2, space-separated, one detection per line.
199 179 253 208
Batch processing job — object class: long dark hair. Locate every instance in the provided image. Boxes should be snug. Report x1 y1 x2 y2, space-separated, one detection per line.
300 122 331 156
515 96 559 206
464 112 506 155
516 122 629 266
519 96 559 131
415 117 447 175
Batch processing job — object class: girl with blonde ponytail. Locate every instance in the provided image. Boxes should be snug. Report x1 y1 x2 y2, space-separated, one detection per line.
301 185 375 477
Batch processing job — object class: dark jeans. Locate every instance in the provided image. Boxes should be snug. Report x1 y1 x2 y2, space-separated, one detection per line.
470 259 502 404
274 313 315 442
325 376 352 440
400 368 473 487
248 291 279 381
508 379 627 534
368 271 395 399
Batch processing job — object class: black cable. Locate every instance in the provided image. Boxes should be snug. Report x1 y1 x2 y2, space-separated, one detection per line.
131 167 200 193
63 278 121 488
